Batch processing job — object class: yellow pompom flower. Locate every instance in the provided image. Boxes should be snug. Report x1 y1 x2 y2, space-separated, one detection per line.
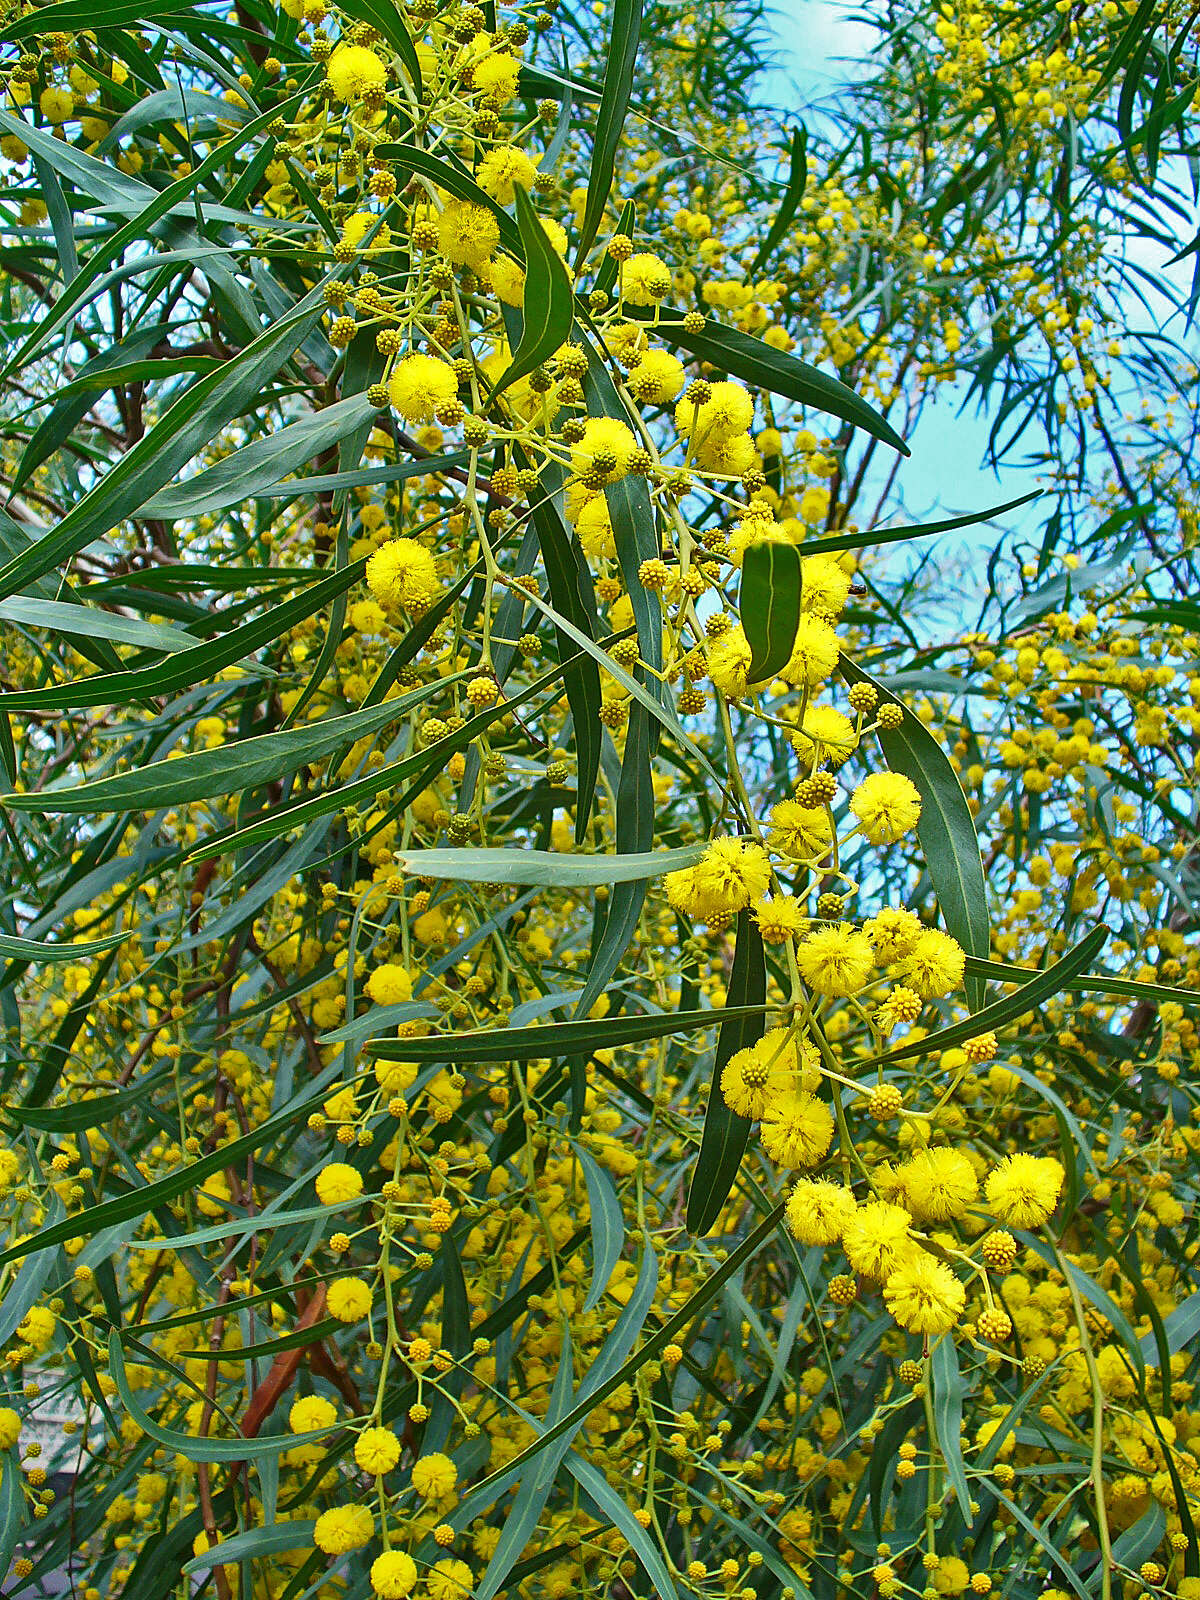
342 211 391 250
676 380 754 440
328 1278 373 1322
692 836 772 916
411 1451 458 1501
767 799 833 862
315 1163 363 1206
800 555 853 617
864 907 923 963
389 355 457 424
427 1558 474 1600
570 416 639 481
314 1503 374 1554
693 429 758 478
795 924 875 997
984 1154 1064 1228
39 86 75 124
850 772 923 844
438 199 500 268
366 539 439 614
883 1252 966 1335
706 627 753 699
759 1089 834 1168
371 1551 419 1598
476 144 537 204
0 1408 20 1449
471 51 521 103
622 251 672 305
365 963 414 1005
627 349 686 404
721 1029 810 1120
842 1200 914 1280
898 1146 979 1222
790 702 858 765
354 1426 402 1475
289 1395 337 1434
786 1178 856 1245
327 44 386 104
900 928 966 998
781 614 840 689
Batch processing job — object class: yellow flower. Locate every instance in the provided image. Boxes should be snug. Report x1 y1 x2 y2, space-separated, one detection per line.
864 907 923 963
842 1200 914 1280
328 1278 373 1322
676 380 754 440
622 251 672 305
627 349 686 404
315 1163 363 1206
759 1089 834 1168
753 893 807 944
289 1395 337 1433
476 144 537 204
768 799 833 862
984 1154 1064 1228
428 1558 474 1600
39 86 75 124
354 1425 402 1475
898 1147 979 1222
0 1408 20 1449
795 924 874 997
692 836 772 916
365 963 414 1005
781 614 840 689
570 416 639 481
411 1451 458 1501
883 1251 965 1335
366 540 439 614
785 1178 856 1245
438 199 500 268
800 555 852 617
850 771 922 844
706 627 753 699
314 1503 373 1554
721 1029 813 1119
327 44 386 104
789 702 858 764
389 355 457 424
900 929 966 998
470 51 521 103
371 1552 418 1598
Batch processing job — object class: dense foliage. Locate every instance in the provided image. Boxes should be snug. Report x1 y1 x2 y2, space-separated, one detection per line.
0 0 1198 1598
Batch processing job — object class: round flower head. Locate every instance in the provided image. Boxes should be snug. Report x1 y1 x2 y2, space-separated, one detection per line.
470 50 521 103
328 1277 373 1322
768 799 833 863
781 614 840 689
786 1178 856 1245
315 1162 363 1206
428 1558 474 1600
753 893 807 945
389 354 457 424
899 1146 979 1222
438 199 500 269
314 1502 374 1554
622 251 672 306
0 1409 20 1450
476 144 537 204
850 772 923 844
692 836 772 917
759 1089 834 1168
39 85 75 124
664 865 704 919
355 1425 402 1475
790 703 858 765
900 928 966 999
411 1451 458 1501
842 1200 915 1280
706 627 753 700
721 1029 807 1120
289 1395 337 1434
984 1153 1064 1228
676 380 754 441
570 416 639 482
575 495 616 559
883 1251 965 1335
627 349 686 404
795 924 875 997
366 539 439 614
693 430 759 479
327 44 386 104
366 963 414 1006
801 554 853 617
371 1550 419 1598
342 211 391 251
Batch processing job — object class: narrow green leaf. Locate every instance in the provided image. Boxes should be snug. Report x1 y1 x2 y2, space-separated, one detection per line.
741 541 802 684
183 1520 317 1575
392 844 702 886
841 656 989 1007
574 0 642 268
0 929 126 963
575 1145 625 1312
687 910 765 1235
368 1004 767 1063
749 124 808 276
0 597 197 654
930 1335 972 1526
492 186 574 398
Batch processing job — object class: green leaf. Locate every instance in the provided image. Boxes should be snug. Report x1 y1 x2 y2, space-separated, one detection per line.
648 312 909 456
0 1450 26 1591
4 681 455 814
368 1004 767 1063
5 1069 169 1133
392 844 703 886
336 0 423 95
840 656 989 1008
857 925 1108 1073
492 186 574 398
139 394 376 519
930 1335 972 1526
749 124 808 276
0 929 126 963
575 1145 625 1312
963 954 1200 1010
799 490 1041 557
687 910 765 1235
0 596 197 654
566 1451 679 1600
574 0 643 268
1 0 200 36
376 142 521 256
741 541 802 684
183 1520 317 1575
